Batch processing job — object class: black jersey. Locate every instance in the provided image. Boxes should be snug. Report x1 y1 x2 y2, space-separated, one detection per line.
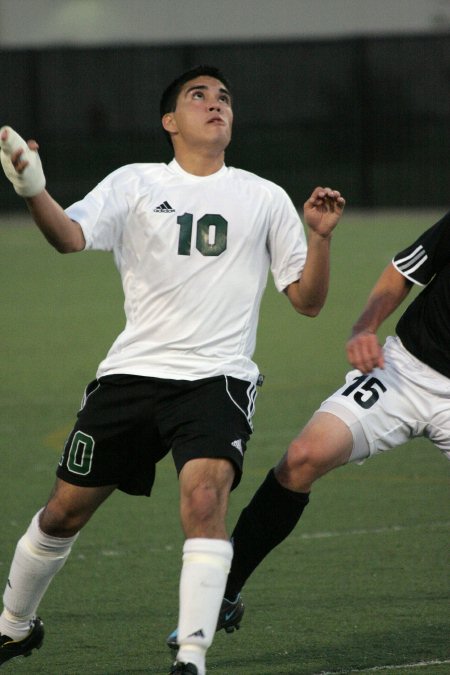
393 211 450 378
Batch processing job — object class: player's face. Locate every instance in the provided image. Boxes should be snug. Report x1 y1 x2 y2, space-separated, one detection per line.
163 76 233 151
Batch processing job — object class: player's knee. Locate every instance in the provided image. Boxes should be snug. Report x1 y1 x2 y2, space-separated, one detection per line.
180 481 230 539
275 435 326 489
184 483 222 520
40 501 90 537
179 458 233 531
287 435 318 469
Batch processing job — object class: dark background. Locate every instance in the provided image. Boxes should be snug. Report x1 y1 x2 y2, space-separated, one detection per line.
1 33 449 210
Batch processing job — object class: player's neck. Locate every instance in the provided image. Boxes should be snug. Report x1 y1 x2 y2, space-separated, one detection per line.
173 146 225 176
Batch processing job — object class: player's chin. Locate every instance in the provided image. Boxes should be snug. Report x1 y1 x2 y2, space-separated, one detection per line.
206 131 232 151
215 128 232 147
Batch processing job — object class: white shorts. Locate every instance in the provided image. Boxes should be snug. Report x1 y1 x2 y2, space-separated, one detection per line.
319 336 450 463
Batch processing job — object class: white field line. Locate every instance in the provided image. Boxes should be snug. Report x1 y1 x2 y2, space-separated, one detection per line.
316 657 450 673
297 521 450 541
66 521 450 558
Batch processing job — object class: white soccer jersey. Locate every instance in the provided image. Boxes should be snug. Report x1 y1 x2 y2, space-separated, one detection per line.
66 159 307 383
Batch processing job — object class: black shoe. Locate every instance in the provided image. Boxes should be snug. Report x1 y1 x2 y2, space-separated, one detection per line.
0 617 44 666
170 662 198 674
166 594 245 650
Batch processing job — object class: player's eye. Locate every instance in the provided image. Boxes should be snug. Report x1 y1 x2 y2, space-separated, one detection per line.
192 91 204 99
219 94 230 104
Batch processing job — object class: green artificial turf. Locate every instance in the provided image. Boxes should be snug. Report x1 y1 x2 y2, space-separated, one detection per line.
1 208 448 674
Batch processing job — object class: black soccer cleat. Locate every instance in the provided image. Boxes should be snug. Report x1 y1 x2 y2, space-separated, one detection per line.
0 617 44 666
166 594 245 650
170 661 198 674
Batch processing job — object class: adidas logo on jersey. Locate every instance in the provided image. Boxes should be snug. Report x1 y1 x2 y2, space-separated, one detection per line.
153 201 175 213
231 439 243 455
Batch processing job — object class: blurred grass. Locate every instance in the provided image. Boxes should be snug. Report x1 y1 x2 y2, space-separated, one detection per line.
0 208 448 674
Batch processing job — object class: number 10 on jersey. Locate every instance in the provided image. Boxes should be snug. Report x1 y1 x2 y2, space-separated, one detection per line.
177 213 228 257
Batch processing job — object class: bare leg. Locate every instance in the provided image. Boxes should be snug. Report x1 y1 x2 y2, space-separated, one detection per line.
39 478 117 536
175 458 235 675
179 457 234 539
1 479 116 640
275 411 353 491
225 412 354 599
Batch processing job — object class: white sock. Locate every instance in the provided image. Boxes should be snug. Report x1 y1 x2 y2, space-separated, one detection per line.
176 538 233 675
0 509 78 640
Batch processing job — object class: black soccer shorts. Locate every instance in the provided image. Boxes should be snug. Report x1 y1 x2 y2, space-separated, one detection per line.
57 374 257 496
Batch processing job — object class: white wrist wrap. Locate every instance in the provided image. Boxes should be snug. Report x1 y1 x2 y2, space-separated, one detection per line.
0 125 46 197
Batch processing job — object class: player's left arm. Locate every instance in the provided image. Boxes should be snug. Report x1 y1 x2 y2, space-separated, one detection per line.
286 186 345 315
346 263 412 372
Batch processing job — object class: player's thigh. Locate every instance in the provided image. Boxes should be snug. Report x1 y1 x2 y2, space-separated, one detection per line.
319 365 421 462
276 412 353 486
293 411 354 466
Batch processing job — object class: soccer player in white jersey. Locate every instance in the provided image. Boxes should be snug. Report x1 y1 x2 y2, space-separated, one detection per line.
0 65 345 674
191 211 449 649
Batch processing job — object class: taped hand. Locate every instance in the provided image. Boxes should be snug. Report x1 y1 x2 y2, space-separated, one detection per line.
0 126 46 197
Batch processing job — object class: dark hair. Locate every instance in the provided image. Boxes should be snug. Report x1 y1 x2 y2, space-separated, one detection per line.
160 65 231 146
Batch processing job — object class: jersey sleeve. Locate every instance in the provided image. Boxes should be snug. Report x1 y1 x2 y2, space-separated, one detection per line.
392 211 450 286
65 166 132 251
267 186 307 292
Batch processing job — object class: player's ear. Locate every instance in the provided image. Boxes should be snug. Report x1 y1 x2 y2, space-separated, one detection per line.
162 113 177 135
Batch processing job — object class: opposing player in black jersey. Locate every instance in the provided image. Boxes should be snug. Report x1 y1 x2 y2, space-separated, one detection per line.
225 210 450 616
167 211 450 649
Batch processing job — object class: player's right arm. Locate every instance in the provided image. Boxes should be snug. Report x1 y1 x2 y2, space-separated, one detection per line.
346 263 412 373
25 189 85 253
1 126 85 253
